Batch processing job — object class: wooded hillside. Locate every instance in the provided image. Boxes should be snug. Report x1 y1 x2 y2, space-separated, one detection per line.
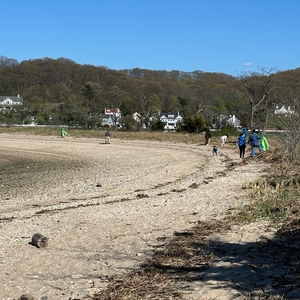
0 56 299 131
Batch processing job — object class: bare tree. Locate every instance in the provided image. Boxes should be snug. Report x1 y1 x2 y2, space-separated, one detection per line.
235 68 276 132
274 88 300 161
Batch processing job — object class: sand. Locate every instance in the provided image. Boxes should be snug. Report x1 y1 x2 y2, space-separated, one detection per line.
0 134 272 299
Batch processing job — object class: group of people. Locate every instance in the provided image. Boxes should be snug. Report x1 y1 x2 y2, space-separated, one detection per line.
237 128 269 158
205 130 229 157
206 127 269 158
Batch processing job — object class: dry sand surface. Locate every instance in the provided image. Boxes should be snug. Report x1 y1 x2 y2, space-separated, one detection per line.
0 133 273 300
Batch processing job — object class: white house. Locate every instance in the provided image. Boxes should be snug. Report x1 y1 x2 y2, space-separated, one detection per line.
133 112 142 122
213 114 241 129
101 108 122 127
274 105 294 115
0 95 23 112
225 115 241 128
159 112 183 131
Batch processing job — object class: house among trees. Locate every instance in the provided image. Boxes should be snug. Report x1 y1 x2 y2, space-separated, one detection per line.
0 95 23 112
225 114 241 128
274 105 294 115
132 112 142 123
213 114 241 129
159 112 183 131
132 112 150 129
101 108 122 127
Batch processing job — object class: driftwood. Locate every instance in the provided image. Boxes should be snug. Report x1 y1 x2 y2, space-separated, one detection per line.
18 295 35 300
31 233 49 248
140 237 168 248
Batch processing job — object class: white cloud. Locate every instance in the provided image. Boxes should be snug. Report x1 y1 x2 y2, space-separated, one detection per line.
243 62 252 67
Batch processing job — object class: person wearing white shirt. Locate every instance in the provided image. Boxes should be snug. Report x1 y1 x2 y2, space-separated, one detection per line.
221 134 228 147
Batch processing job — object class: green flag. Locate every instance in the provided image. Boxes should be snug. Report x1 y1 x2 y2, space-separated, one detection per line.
61 129 67 138
260 136 269 151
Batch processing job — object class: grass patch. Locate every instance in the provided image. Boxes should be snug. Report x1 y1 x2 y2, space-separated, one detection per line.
229 189 300 225
257 189 299 222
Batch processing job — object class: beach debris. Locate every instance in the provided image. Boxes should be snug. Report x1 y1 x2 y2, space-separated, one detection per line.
31 233 49 248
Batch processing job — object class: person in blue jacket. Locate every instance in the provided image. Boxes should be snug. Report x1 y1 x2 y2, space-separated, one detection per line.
237 133 246 158
248 129 262 157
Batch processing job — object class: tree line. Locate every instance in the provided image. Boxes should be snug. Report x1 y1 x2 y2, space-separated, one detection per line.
0 56 299 134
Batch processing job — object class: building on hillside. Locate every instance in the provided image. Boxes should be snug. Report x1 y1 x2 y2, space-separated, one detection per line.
133 112 142 122
159 112 183 131
212 114 241 129
0 95 23 112
101 108 122 127
224 115 241 128
274 105 294 115
132 112 152 129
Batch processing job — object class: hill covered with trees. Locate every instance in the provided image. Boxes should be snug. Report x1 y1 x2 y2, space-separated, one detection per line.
0 56 299 132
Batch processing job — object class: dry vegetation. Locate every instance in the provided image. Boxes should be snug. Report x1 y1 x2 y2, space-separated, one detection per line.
0 126 206 144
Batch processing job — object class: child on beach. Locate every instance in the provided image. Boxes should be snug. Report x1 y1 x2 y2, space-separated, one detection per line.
212 145 218 156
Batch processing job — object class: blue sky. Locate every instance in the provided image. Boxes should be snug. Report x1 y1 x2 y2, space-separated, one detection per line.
1 0 300 76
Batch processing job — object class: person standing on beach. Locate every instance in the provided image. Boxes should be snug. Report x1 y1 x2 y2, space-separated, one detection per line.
205 130 211 145
248 129 262 157
105 130 111 144
237 133 246 158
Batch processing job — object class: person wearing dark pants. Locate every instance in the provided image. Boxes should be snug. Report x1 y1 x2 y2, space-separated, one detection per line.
205 130 211 145
237 133 246 158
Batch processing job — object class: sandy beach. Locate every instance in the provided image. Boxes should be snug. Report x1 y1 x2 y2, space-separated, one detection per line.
0 134 270 299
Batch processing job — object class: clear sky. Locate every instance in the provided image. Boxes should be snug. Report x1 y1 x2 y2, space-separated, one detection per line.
2 0 300 76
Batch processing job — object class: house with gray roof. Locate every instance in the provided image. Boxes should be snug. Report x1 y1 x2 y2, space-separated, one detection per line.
0 95 23 112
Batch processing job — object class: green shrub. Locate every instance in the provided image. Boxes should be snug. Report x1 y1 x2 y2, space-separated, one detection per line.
181 114 207 133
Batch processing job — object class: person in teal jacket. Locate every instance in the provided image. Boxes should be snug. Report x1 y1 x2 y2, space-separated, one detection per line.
242 127 248 137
